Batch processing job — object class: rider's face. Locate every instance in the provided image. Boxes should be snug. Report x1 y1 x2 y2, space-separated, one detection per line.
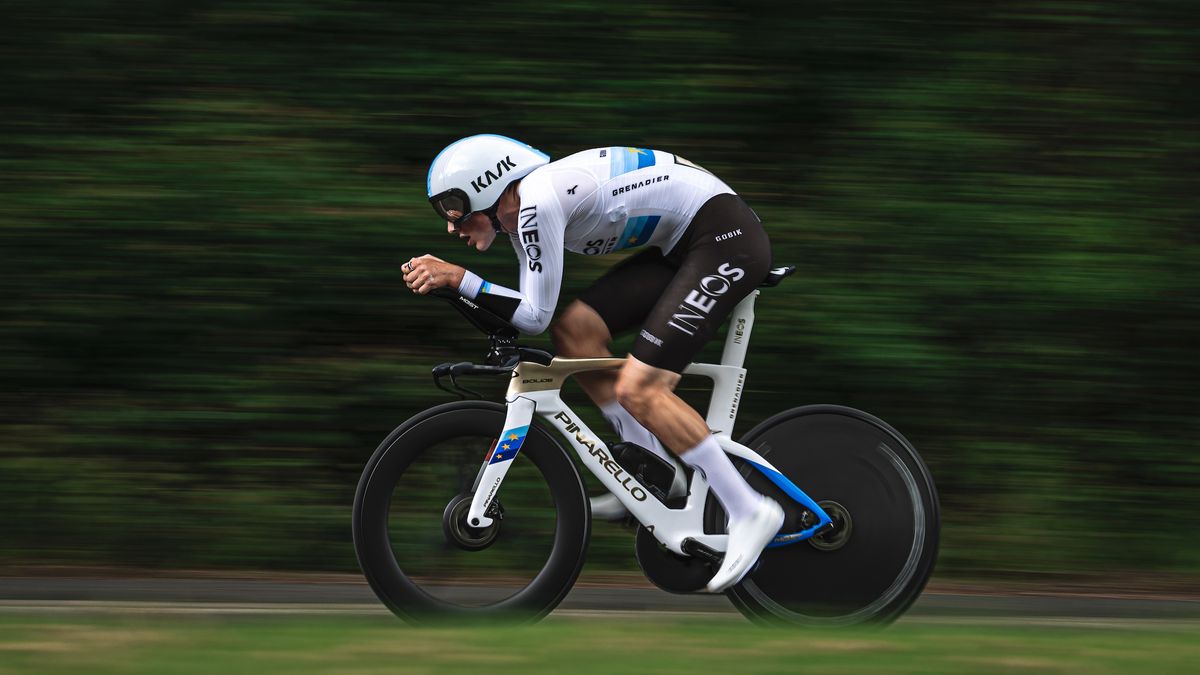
447 212 497 251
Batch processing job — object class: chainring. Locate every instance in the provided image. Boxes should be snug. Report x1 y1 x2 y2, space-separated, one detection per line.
634 525 714 593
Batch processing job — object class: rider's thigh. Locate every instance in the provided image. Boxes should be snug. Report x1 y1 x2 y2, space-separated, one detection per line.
576 247 679 337
631 195 772 373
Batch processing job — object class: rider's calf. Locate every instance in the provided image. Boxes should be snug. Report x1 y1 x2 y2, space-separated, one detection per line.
613 361 708 455
613 374 670 423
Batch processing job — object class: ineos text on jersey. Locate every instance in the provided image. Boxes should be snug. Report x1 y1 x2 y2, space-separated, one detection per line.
667 262 746 336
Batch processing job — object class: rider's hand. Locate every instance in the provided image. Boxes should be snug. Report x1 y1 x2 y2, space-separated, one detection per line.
403 254 465 295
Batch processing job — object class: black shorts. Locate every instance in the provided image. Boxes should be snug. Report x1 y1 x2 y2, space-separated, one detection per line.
577 193 772 372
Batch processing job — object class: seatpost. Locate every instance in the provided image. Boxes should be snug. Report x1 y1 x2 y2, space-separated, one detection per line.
720 290 758 368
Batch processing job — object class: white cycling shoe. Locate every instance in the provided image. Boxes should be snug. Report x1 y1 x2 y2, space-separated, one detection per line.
706 496 785 594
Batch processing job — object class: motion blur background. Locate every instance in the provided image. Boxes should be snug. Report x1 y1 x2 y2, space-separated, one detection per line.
2 1 1197 584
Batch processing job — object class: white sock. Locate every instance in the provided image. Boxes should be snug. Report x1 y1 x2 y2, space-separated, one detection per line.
680 435 762 522
598 399 673 465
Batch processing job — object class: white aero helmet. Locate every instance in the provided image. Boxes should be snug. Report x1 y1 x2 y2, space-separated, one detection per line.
427 134 550 230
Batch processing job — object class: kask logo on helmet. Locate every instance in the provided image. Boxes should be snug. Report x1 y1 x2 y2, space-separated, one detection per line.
470 156 518 193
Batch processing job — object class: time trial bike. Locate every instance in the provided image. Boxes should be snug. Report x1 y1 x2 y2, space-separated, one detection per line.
352 266 940 625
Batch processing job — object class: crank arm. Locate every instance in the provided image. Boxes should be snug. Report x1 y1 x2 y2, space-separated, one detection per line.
681 538 724 565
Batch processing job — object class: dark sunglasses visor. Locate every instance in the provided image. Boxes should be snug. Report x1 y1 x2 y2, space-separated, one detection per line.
429 189 471 225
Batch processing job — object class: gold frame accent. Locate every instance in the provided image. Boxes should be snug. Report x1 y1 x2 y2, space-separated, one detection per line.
507 357 627 395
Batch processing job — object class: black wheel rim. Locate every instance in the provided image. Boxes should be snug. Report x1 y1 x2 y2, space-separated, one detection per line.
354 403 588 621
385 431 559 608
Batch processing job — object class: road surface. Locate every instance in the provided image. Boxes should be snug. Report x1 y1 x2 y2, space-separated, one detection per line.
1 576 1197 624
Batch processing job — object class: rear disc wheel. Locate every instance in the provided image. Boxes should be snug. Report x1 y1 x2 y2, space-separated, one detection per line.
716 405 939 626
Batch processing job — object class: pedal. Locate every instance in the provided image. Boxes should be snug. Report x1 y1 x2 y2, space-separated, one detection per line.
680 537 724 566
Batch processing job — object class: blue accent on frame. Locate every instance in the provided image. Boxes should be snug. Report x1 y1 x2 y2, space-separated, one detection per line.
489 425 530 464
744 459 835 547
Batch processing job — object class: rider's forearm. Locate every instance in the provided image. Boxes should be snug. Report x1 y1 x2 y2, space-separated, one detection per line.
457 271 551 334
458 269 486 299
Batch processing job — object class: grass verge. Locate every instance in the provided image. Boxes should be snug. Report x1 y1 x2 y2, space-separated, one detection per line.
0 612 1197 674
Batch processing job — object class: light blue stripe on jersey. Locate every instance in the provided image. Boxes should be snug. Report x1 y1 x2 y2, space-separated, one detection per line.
612 215 661 251
481 281 493 293
609 147 656 177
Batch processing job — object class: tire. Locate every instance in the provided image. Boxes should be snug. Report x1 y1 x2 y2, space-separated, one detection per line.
352 400 590 623
717 405 940 626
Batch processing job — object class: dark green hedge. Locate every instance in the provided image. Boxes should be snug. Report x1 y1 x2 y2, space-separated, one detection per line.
2 1 1197 577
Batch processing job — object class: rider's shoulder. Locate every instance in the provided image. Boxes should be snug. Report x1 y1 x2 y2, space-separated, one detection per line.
538 147 612 175
554 147 609 163
516 165 557 201
519 152 601 206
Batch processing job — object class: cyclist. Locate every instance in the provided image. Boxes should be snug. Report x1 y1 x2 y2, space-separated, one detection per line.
405 134 783 593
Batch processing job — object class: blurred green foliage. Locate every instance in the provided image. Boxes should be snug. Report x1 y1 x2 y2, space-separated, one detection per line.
1 1 1197 579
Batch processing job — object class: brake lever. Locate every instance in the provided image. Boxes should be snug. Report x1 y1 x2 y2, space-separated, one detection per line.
431 361 514 399
432 362 469 399
448 371 483 399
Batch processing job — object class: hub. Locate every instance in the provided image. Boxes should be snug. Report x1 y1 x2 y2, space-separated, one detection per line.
809 500 853 551
442 493 501 551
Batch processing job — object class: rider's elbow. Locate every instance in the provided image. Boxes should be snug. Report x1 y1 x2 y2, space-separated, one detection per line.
516 309 552 335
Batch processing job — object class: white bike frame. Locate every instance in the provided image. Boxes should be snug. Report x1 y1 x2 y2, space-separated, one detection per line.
465 288 832 555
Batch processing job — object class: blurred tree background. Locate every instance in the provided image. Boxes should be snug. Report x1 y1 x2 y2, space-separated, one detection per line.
1 0 1197 581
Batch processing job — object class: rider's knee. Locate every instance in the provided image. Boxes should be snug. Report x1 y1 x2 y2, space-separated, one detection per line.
553 301 608 356
613 378 645 416
550 319 574 352
613 370 661 417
